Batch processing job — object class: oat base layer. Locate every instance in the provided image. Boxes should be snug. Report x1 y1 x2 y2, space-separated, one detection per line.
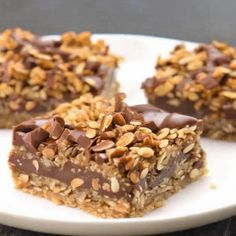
11 145 206 218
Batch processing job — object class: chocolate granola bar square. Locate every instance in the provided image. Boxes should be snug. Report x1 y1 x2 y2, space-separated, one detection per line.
142 41 236 140
9 93 206 218
0 28 119 128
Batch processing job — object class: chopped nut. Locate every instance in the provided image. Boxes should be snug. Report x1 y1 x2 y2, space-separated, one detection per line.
157 152 167 170
159 139 169 148
154 82 174 96
87 121 99 129
140 168 149 179
183 143 195 153
130 121 141 126
107 146 127 158
115 201 130 214
140 160 150 169
42 147 56 158
120 125 135 132
110 177 120 193
102 182 110 192
187 60 203 71
209 183 217 189
143 136 153 146
130 171 139 184
157 128 170 139
187 92 199 101
101 115 113 131
125 157 139 170
221 91 236 99
113 113 126 125
229 60 236 69
138 147 154 158
71 178 84 189
92 140 114 152
25 101 36 111
53 186 64 194
64 147 74 157
19 174 29 183
50 193 62 205
92 178 100 191
116 132 134 146
190 169 201 179
168 133 177 139
138 127 152 133
9 101 19 110
86 128 96 138
30 67 46 84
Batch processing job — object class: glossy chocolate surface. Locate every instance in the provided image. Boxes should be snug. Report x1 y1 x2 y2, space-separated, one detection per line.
10 153 130 199
130 104 200 129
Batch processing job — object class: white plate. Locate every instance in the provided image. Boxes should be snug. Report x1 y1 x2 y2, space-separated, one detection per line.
0 34 236 236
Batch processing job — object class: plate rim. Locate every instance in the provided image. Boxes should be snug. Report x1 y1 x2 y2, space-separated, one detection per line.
0 202 235 235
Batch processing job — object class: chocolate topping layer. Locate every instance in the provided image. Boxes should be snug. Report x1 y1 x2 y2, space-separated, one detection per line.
22 128 49 153
13 119 93 152
12 99 202 155
48 116 65 139
13 119 50 153
130 104 199 129
67 130 92 149
152 97 236 120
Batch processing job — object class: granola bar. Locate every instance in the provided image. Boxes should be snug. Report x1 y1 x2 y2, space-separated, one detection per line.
0 28 119 128
9 93 206 218
142 41 236 140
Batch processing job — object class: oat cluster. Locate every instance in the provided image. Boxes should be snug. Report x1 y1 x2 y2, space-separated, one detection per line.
51 94 201 186
0 28 119 112
143 41 236 113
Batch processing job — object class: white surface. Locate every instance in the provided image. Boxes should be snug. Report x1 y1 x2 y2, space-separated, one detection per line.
0 34 236 235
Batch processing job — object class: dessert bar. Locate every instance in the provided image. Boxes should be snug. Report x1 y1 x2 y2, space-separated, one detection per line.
0 28 119 127
142 41 236 140
9 93 206 218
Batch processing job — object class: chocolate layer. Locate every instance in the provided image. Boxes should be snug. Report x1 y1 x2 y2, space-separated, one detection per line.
150 97 236 120
9 153 130 199
13 118 93 153
13 119 50 150
130 104 201 130
12 102 201 151
9 150 197 200
149 151 190 188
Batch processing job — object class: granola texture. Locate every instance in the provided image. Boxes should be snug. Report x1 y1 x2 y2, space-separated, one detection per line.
142 41 236 140
9 93 206 218
0 28 119 128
